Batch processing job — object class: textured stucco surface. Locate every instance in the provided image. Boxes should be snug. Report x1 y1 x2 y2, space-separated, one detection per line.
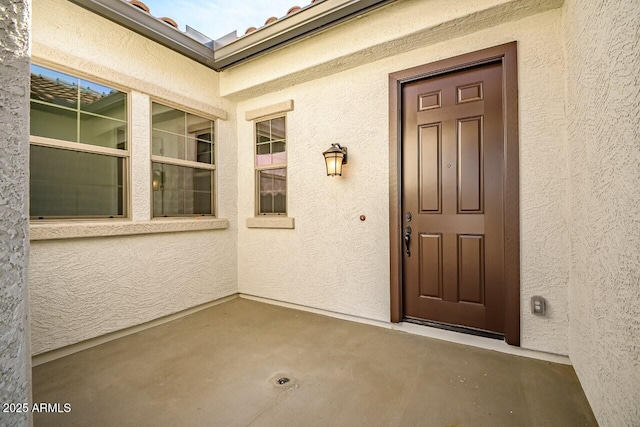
237 9 570 355
29 0 238 355
0 0 32 425
130 91 152 221
30 232 237 355
563 0 640 425
221 0 563 101
30 218 228 241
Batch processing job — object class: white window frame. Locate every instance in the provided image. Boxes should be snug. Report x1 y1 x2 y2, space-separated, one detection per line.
29 62 131 220
150 100 217 218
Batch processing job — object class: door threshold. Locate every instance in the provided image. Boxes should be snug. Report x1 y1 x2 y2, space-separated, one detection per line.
403 316 504 341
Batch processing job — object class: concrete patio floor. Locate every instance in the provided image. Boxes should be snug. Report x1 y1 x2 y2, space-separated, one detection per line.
32 298 596 426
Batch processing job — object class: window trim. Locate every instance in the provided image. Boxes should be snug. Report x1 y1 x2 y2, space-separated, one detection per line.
254 114 288 216
29 62 132 221
149 99 218 218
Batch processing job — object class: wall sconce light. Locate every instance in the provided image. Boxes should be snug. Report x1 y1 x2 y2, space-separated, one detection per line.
152 169 164 191
322 143 348 176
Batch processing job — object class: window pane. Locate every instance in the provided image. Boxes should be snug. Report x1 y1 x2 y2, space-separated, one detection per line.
80 80 126 121
30 101 77 142
184 137 208 164
258 168 286 215
152 163 212 216
271 117 285 140
186 113 211 138
30 65 78 109
272 141 286 153
152 103 185 135
256 117 286 166
192 140 213 164
30 145 124 218
195 132 212 143
153 129 185 159
272 151 287 165
256 120 270 143
80 113 127 149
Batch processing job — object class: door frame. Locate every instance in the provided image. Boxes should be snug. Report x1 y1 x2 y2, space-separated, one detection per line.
388 42 520 346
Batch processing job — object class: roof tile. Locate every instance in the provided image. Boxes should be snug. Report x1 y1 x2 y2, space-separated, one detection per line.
128 0 150 14
125 0 181 32
160 17 178 28
243 1 324 39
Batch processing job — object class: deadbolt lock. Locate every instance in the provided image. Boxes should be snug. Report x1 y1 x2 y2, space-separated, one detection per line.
405 212 412 222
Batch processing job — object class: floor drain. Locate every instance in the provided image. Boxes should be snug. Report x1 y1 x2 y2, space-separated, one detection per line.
277 377 290 385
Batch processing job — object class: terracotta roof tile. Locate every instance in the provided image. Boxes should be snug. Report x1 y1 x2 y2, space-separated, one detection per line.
125 0 325 43
243 1 324 38
160 17 178 28
125 0 181 32
129 0 150 14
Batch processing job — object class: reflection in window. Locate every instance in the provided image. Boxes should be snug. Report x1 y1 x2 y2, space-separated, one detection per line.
30 64 127 150
258 168 286 214
151 102 214 165
152 163 213 217
30 146 124 218
151 102 216 217
29 64 128 219
256 116 286 166
255 117 287 215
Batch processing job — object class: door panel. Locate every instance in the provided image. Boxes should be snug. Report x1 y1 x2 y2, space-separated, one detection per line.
419 124 441 213
402 62 505 334
419 233 443 299
457 116 484 213
457 234 485 304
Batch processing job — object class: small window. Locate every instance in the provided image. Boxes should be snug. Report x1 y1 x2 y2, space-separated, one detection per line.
29 64 128 219
151 102 215 217
255 117 286 215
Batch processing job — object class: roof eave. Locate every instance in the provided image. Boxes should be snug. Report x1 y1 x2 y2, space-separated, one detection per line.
66 0 397 71
214 0 397 70
67 0 217 69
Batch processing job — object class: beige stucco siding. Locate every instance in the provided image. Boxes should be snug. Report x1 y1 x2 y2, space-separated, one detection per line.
0 0 33 425
220 0 563 100
237 9 570 355
563 0 640 425
29 0 238 355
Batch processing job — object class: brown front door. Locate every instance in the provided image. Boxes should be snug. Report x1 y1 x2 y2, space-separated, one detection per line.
401 62 505 335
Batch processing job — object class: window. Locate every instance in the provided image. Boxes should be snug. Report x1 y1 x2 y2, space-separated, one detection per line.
29 64 128 219
151 102 215 217
255 116 287 215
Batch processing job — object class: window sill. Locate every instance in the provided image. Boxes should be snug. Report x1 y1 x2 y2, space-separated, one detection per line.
246 217 295 229
30 218 229 241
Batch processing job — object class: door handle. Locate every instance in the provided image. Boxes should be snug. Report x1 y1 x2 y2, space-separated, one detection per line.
404 225 412 257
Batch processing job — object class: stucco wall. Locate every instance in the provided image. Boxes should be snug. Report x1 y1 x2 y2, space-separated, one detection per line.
563 0 640 425
0 0 32 425
220 0 563 100
29 0 238 355
236 8 570 355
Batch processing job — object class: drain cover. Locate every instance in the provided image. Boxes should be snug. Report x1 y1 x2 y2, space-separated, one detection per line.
276 377 290 385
